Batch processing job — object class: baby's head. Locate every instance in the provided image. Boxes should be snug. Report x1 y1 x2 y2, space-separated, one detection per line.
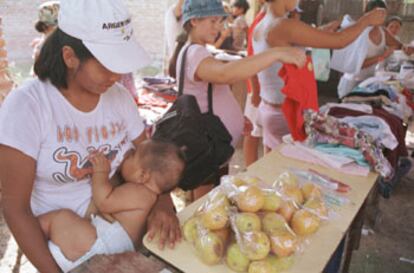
121 140 186 194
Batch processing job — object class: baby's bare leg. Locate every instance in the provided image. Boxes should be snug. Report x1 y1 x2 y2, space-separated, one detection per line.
38 209 97 261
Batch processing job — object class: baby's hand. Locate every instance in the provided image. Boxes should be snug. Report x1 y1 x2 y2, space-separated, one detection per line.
90 152 111 174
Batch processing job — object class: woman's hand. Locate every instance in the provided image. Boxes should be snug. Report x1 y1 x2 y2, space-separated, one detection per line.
361 8 386 26
275 47 306 68
146 194 181 250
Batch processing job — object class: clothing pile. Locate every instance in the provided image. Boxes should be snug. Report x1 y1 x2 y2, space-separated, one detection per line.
136 77 178 126
342 76 413 123
302 74 414 197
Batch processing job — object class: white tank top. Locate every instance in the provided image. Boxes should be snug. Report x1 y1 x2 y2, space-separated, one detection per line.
346 27 386 81
252 12 285 105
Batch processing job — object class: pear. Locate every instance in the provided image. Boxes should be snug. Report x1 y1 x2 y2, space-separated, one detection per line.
266 255 295 272
248 260 275 273
301 182 322 201
262 191 283 211
226 243 251 272
303 197 328 218
268 229 297 257
278 201 298 223
236 185 265 213
235 213 262 233
182 216 199 243
291 209 321 236
214 228 231 246
241 231 271 261
201 205 228 230
194 231 224 265
281 185 304 205
262 212 288 234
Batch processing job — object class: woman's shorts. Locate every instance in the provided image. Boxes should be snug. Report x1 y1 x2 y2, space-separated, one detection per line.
256 101 290 149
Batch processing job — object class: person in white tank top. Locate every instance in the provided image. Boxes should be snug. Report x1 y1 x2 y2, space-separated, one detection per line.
251 0 388 153
337 0 405 98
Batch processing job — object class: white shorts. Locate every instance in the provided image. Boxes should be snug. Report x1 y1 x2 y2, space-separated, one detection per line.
49 215 134 273
256 101 290 150
244 94 263 138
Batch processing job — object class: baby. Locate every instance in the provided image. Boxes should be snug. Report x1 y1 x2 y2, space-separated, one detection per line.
38 140 185 272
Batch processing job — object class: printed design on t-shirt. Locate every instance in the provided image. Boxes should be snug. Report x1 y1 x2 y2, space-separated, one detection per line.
52 145 118 184
57 122 127 145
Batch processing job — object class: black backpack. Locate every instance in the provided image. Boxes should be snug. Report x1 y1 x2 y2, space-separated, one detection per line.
152 45 234 191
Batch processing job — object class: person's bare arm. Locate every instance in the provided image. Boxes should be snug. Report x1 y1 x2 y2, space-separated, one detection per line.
268 8 386 49
384 28 403 49
195 47 306 84
318 19 341 32
361 47 394 69
0 145 61 273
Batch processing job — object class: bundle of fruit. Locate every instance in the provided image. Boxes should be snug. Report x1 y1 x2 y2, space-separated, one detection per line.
182 172 331 273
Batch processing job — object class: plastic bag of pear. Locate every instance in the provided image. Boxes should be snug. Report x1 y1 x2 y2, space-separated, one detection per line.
182 172 334 273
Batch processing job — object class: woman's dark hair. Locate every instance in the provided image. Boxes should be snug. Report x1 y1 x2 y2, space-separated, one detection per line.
386 16 402 27
34 28 94 89
35 21 49 33
233 0 250 14
365 0 387 13
168 21 191 79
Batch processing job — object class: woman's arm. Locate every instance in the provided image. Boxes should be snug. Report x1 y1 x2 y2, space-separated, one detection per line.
361 47 394 69
268 8 386 49
0 145 61 273
195 47 306 84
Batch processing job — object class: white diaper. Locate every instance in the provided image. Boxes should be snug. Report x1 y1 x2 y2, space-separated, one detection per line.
49 215 134 273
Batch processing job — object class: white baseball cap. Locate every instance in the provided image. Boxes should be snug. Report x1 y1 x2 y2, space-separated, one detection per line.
58 0 151 74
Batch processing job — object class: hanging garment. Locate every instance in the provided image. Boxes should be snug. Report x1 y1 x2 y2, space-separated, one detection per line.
279 56 319 141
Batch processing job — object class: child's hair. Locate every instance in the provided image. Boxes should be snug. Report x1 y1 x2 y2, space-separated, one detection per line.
34 28 94 89
386 16 402 27
168 30 189 79
138 140 186 193
365 0 387 13
233 0 250 14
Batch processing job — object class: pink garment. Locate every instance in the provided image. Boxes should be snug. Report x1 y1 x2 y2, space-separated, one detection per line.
280 144 370 177
176 44 244 147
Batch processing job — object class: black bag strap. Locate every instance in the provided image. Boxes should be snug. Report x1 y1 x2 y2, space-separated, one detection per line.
178 44 214 114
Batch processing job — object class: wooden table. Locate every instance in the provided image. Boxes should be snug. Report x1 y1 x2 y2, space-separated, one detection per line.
144 145 379 273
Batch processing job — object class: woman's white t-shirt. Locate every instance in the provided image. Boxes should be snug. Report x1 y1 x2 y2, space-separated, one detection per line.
0 79 144 216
